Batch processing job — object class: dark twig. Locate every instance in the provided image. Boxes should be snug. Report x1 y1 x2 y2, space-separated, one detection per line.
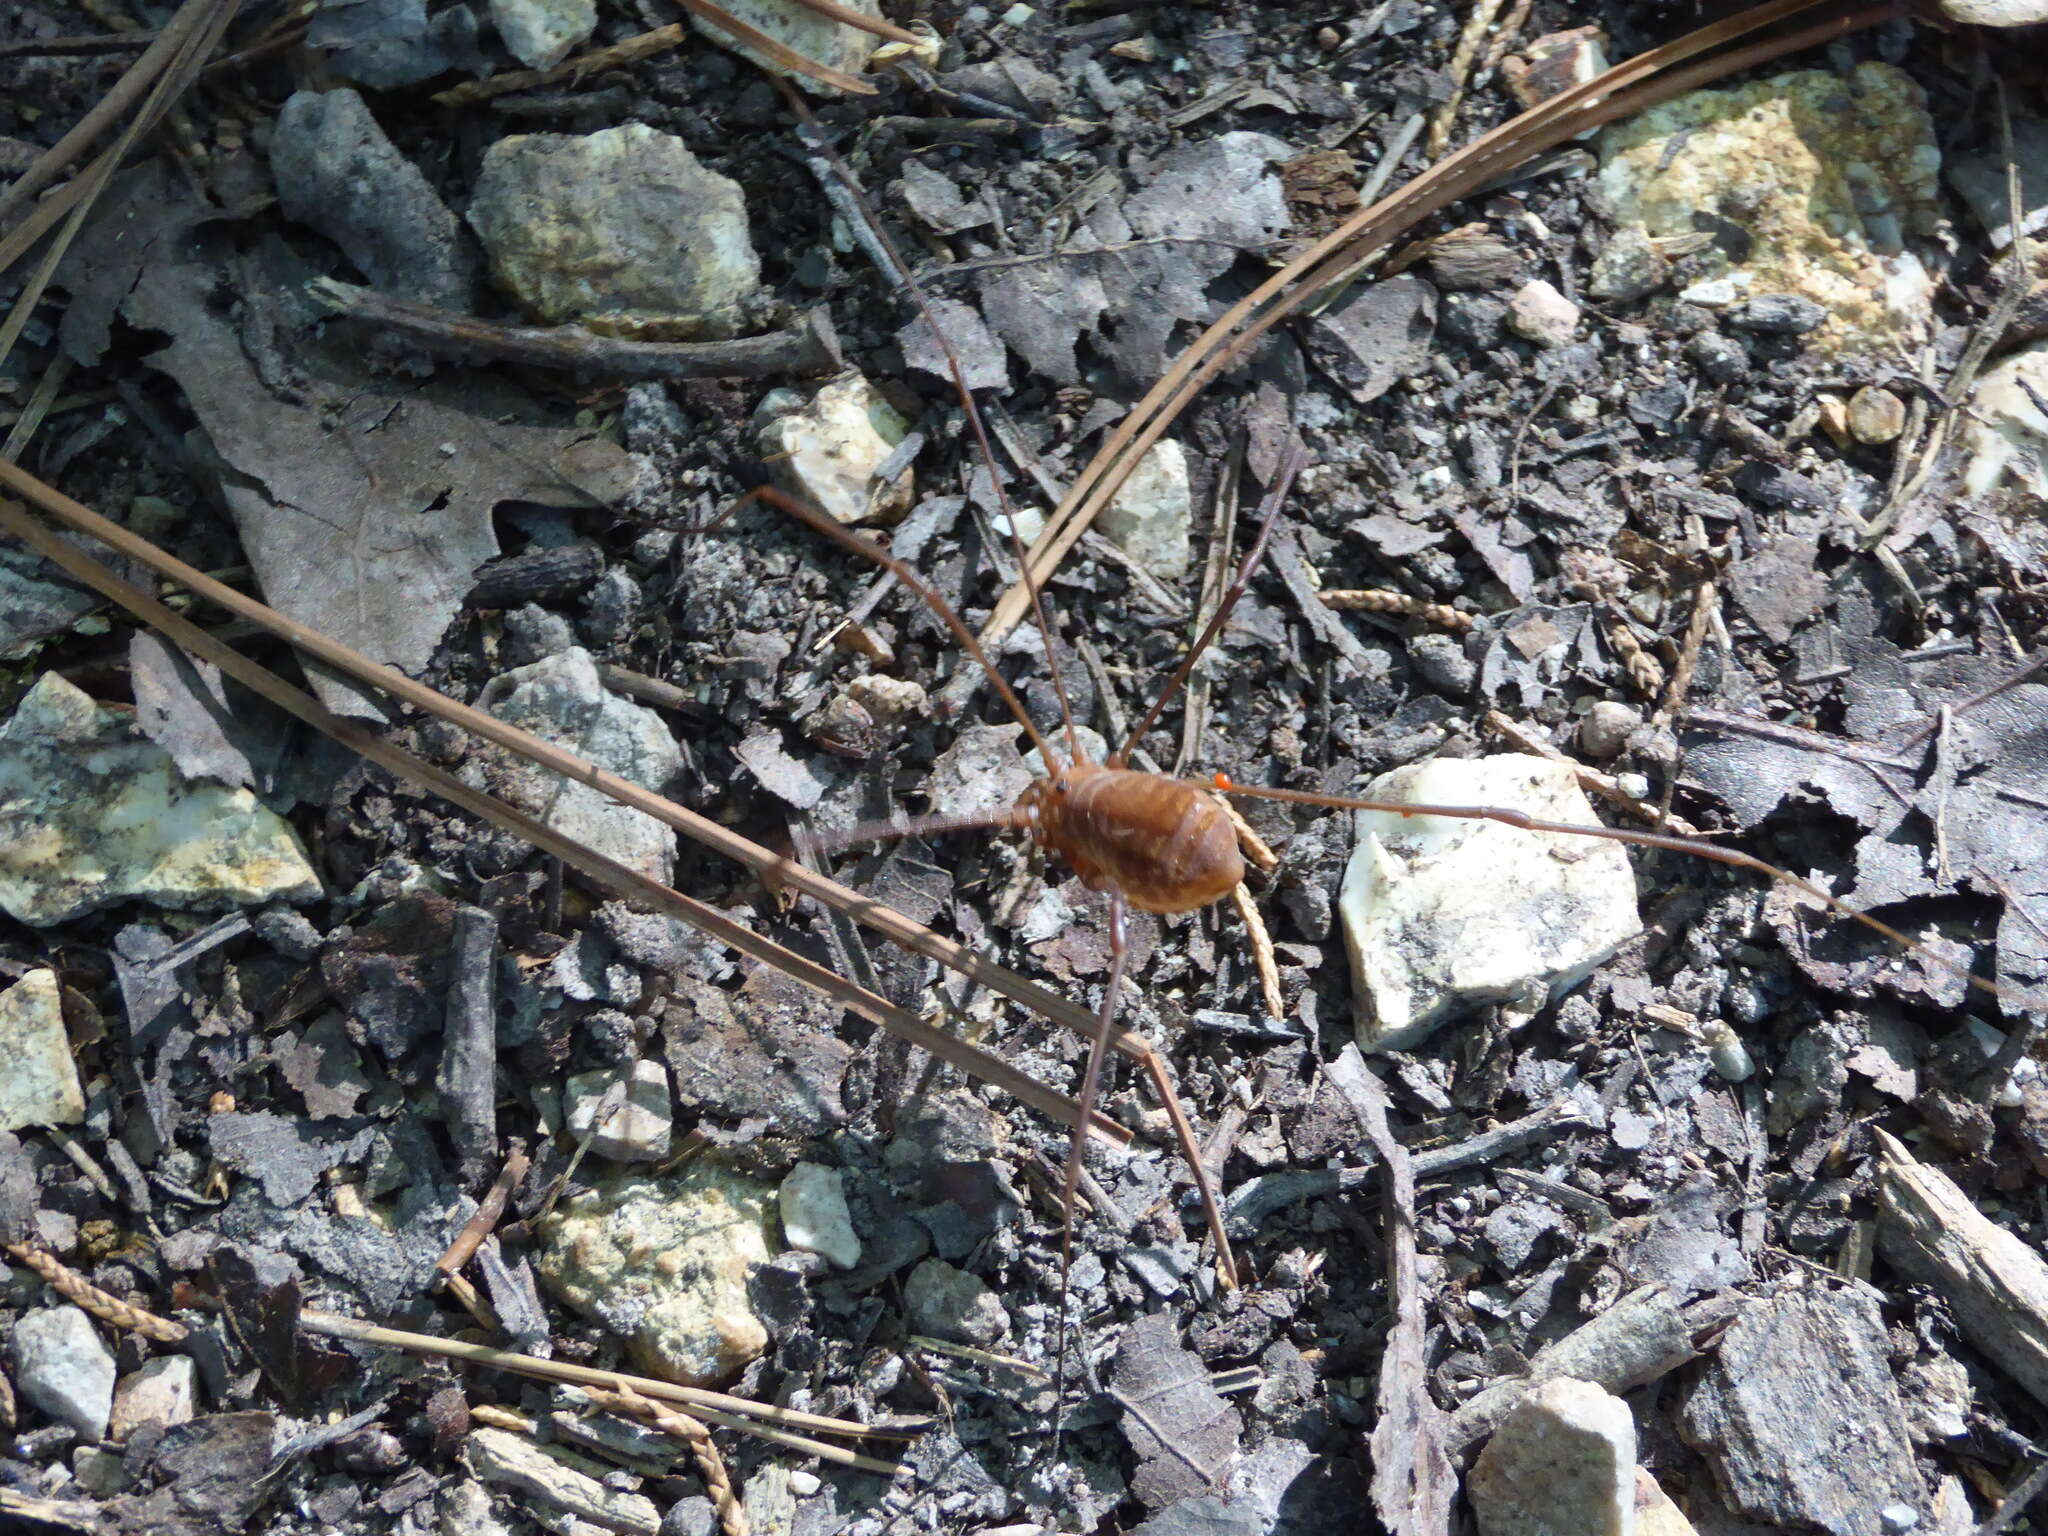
1326 1047 1455 1533
311 280 842 382
439 905 501 1184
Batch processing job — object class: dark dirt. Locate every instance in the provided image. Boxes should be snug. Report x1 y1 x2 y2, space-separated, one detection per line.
4 3 2048 1534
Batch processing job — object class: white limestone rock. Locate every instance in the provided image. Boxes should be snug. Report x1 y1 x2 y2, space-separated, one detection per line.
1100 439 1192 583
1962 340 2048 500
1941 0 2048 21
563 1058 672 1162
1340 755 1642 1051
0 970 83 1133
778 1161 861 1269
1507 279 1581 347
487 0 594 69
0 672 321 925
11 1306 117 1441
464 1426 658 1535
754 374 912 527
476 648 681 885
108 1355 198 1441
537 1161 778 1386
1468 1377 1638 1536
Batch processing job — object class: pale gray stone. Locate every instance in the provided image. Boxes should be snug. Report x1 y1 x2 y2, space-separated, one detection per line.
1579 700 1639 760
271 88 475 311
1099 439 1192 583
12 1306 117 1440
562 1058 672 1162
778 1162 861 1269
1962 341 2048 499
477 648 681 885
487 0 594 68
904 1258 1009 1347
465 1427 658 1534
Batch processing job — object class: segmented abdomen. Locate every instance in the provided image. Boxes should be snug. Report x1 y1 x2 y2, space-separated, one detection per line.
1047 768 1243 915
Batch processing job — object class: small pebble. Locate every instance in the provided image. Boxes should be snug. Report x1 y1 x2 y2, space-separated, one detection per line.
1578 700 1637 761
1848 385 1907 446
904 1258 1010 1347
778 1162 861 1270
1813 394 1852 449
1101 439 1193 583
501 604 577 666
1507 279 1580 348
1702 1021 1755 1082
563 1058 672 1162
0 970 85 1133
1586 227 1666 303
1407 632 1476 695
12 1306 117 1441
756 375 913 527
108 1355 198 1441
788 1470 822 1496
1879 1502 1920 1533
1469 1377 1635 1536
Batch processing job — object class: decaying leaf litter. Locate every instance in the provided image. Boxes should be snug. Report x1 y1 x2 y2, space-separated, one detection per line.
4 2 2048 1534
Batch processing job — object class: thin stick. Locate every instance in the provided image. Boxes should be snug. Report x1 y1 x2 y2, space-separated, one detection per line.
297 1311 904 1448
1326 1047 1455 1530
311 280 843 382
436 1149 530 1279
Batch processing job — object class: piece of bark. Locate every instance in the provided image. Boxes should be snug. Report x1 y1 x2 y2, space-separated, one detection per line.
1446 1286 1737 1456
1327 1045 1455 1534
467 543 604 609
438 904 499 1183
1875 1127 2048 1410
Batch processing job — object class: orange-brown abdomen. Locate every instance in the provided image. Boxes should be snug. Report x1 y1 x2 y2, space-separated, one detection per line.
1018 764 1243 915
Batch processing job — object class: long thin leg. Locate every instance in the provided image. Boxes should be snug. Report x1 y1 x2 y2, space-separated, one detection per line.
1052 891 1131 1422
